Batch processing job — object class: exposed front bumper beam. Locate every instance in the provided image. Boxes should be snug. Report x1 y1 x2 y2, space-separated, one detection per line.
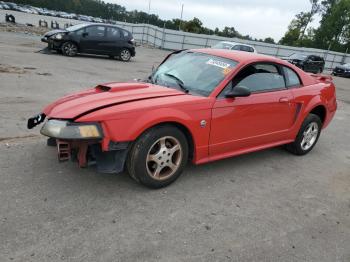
56 139 130 174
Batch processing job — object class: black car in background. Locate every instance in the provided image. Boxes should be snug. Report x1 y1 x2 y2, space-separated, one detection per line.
282 53 325 73
332 63 350 77
42 23 136 61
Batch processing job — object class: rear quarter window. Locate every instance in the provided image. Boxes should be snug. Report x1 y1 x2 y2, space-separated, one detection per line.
122 30 131 39
283 66 301 87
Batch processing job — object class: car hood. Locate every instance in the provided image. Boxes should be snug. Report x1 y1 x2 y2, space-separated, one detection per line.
43 82 186 119
44 29 68 37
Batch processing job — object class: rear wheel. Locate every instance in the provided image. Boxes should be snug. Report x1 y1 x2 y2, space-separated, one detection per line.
119 48 131 62
61 42 78 57
285 113 322 155
126 125 189 188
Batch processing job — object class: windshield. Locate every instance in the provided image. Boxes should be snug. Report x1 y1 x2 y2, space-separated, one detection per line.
212 42 234 50
66 23 87 32
288 53 307 60
343 63 350 67
151 51 238 96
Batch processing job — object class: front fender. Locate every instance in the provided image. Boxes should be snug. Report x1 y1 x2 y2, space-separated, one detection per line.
77 106 212 162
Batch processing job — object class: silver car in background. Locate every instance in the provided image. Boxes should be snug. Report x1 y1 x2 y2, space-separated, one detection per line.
212 41 257 53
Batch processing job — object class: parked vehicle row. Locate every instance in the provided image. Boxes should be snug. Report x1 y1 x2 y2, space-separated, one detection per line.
0 1 105 23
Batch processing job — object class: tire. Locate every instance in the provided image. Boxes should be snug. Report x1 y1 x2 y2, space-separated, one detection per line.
285 113 322 155
126 125 189 188
119 48 131 62
61 42 78 57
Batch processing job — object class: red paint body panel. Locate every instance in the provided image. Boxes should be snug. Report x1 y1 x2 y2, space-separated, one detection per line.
42 49 337 165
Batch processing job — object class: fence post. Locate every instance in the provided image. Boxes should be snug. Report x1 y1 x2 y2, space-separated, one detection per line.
161 23 166 49
146 25 150 45
205 37 209 48
181 35 185 49
141 25 145 45
153 28 156 47
275 45 280 57
331 53 336 70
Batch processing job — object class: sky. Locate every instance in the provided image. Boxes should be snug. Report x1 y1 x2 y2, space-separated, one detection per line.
106 0 320 41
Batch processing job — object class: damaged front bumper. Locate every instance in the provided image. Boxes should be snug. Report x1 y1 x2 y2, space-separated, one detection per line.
56 139 130 174
27 116 130 174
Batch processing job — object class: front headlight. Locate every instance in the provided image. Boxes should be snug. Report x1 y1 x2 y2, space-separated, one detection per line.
40 120 103 139
54 33 63 40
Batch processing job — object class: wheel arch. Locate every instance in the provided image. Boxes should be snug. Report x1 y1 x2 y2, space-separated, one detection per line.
62 40 80 52
134 121 195 161
308 104 327 125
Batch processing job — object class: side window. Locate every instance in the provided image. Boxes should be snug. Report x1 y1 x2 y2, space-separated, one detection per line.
122 30 131 39
75 28 85 36
86 26 105 37
232 45 240 50
315 56 322 62
249 47 254 53
234 63 285 93
308 55 315 61
107 27 121 38
240 45 249 52
283 66 301 87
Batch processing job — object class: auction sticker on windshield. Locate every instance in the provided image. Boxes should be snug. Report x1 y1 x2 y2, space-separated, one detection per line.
206 59 231 69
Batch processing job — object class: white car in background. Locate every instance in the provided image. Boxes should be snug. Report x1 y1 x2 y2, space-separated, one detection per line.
212 41 257 53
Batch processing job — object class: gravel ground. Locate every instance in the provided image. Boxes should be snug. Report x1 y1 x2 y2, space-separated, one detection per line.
0 31 349 262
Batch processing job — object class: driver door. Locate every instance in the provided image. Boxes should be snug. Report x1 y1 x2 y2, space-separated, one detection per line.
79 25 107 54
209 63 296 157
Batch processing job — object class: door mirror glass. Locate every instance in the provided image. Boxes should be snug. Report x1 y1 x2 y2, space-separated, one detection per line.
225 86 251 98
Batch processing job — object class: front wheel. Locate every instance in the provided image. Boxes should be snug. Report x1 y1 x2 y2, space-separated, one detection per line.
285 113 322 155
126 125 189 188
61 42 78 57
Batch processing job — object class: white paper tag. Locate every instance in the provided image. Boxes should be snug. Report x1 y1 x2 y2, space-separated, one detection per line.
206 59 231 69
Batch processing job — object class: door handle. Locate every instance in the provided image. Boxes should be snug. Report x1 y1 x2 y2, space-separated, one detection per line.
279 97 290 103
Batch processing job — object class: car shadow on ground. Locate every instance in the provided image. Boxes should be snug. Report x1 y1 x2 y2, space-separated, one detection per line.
35 142 293 194
37 47 135 63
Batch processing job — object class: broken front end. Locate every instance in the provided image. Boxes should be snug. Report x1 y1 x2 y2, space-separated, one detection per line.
29 116 129 174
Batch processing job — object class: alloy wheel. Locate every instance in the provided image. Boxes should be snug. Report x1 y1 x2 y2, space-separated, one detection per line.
120 49 131 61
63 43 77 56
146 136 182 181
301 122 319 151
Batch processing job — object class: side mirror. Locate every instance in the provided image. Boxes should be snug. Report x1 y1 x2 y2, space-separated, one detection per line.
82 32 88 37
152 64 156 73
225 86 251 98
148 65 157 81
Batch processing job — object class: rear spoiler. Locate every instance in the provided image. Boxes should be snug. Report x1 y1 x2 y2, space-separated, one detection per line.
309 74 333 83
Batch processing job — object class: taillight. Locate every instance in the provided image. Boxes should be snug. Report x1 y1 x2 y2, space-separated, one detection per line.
129 38 135 45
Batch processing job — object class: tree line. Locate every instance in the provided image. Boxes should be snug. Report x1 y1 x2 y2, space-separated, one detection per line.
11 0 350 52
10 0 276 44
280 0 350 52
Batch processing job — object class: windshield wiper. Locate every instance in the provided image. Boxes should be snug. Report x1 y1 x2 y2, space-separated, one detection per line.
164 73 189 93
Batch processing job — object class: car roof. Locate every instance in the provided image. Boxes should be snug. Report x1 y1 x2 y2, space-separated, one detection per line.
217 41 255 49
78 22 128 29
192 48 285 64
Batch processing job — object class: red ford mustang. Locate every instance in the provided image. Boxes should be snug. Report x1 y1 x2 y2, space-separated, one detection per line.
28 49 337 188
